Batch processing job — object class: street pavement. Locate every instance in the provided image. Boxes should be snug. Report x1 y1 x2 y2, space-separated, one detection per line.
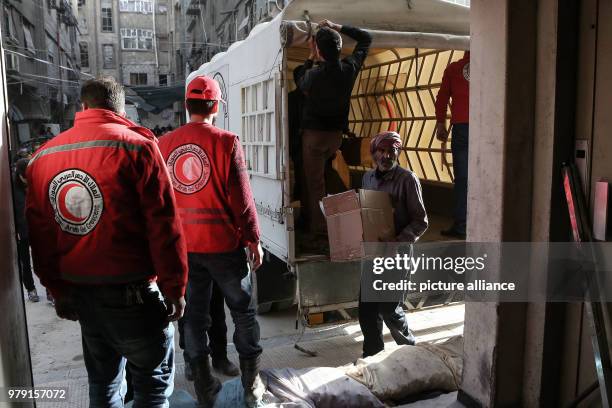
24 275 465 407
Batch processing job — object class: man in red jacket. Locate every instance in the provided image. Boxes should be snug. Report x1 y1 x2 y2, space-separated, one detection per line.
158 75 264 407
26 77 188 408
435 51 470 239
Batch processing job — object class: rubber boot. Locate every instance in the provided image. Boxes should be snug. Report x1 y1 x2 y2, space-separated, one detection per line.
240 356 265 408
192 356 222 407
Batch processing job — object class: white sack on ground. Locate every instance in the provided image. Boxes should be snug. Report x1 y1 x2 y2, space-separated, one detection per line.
396 391 459 408
344 336 463 401
260 367 385 408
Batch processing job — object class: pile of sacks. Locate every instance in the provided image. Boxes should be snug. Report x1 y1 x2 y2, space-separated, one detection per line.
210 335 464 407
344 335 463 404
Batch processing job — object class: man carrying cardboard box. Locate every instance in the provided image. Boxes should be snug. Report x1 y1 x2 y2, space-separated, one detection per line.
359 131 429 357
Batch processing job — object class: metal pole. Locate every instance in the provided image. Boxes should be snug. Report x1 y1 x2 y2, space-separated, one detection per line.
152 0 159 83
56 3 64 129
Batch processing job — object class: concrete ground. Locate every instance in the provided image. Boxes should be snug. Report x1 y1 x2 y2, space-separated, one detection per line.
25 273 464 407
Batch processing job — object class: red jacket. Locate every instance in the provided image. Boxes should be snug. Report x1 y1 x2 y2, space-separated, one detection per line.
435 52 470 124
158 122 260 253
25 109 188 299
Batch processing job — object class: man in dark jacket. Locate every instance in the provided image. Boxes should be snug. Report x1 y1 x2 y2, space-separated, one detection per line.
294 19 372 242
359 131 429 357
13 158 38 302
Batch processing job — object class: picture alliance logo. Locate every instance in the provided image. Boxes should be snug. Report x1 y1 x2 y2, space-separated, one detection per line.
48 169 104 236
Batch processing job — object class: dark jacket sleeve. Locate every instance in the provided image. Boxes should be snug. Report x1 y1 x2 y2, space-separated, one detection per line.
25 166 64 298
341 25 373 71
294 59 315 94
137 141 188 300
13 178 28 239
397 172 429 242
228 137 260 246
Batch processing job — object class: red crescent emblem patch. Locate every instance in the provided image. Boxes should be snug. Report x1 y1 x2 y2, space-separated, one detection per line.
57 182 89 223
48 169 104 235
167 144 211 194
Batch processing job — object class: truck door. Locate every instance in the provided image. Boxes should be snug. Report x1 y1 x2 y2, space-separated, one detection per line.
239 74 290 262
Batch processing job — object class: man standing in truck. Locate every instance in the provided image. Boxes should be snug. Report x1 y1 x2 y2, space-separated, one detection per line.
294 19 372 248
158 75 264 408
435 51 470 239
26 77 188 407
359 131 429 357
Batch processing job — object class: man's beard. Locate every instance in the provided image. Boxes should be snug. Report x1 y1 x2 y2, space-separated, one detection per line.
378 160 396 170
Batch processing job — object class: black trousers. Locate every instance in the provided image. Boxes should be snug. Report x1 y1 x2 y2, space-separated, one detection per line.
178 280 229 361
17 238 35 292
358 298 414 358
183 250 261 361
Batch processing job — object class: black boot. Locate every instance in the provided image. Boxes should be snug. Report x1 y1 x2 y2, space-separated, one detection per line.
240 356 265 408
192 356 222 407
212 355 240 377
184 360 193 382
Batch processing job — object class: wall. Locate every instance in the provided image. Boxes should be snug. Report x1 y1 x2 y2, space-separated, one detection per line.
80 0 121 79
562 0 612 405
0 28 34 408
459 0 583 406
461 0 602 406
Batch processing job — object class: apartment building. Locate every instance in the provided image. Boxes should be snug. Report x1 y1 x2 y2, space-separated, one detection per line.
2 0 81 148
78 0 178 128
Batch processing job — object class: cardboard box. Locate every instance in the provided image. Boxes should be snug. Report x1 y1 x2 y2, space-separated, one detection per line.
359 189 395 242
326 209 365 261
322 189 395 261
321 190 360 215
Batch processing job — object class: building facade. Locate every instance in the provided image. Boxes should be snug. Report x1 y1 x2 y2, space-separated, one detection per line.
171 0 285 122
78 0 178 129
2 0 81 150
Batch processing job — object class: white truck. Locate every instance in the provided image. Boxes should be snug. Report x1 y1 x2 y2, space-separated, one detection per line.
187 0 470 326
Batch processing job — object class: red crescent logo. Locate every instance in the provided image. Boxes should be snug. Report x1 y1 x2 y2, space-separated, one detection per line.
174 152 203 186
167 144 211 194
57 182 88 223
49 169 103 235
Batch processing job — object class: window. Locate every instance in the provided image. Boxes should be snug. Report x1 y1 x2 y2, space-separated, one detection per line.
159 74 167 86
119 0 152 13
3 7 16 41
130 73 147 86
120 28 153 50
158 4 167 13
102 44 114 68
22 21 35 54
78 0 85 7
101 3 113 32
79 42 89 68
5 53 19 71
78 16 88 34
66 59 78 80
241 79 277 177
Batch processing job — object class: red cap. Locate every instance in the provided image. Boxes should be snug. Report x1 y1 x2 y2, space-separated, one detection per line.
186 76 223 101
